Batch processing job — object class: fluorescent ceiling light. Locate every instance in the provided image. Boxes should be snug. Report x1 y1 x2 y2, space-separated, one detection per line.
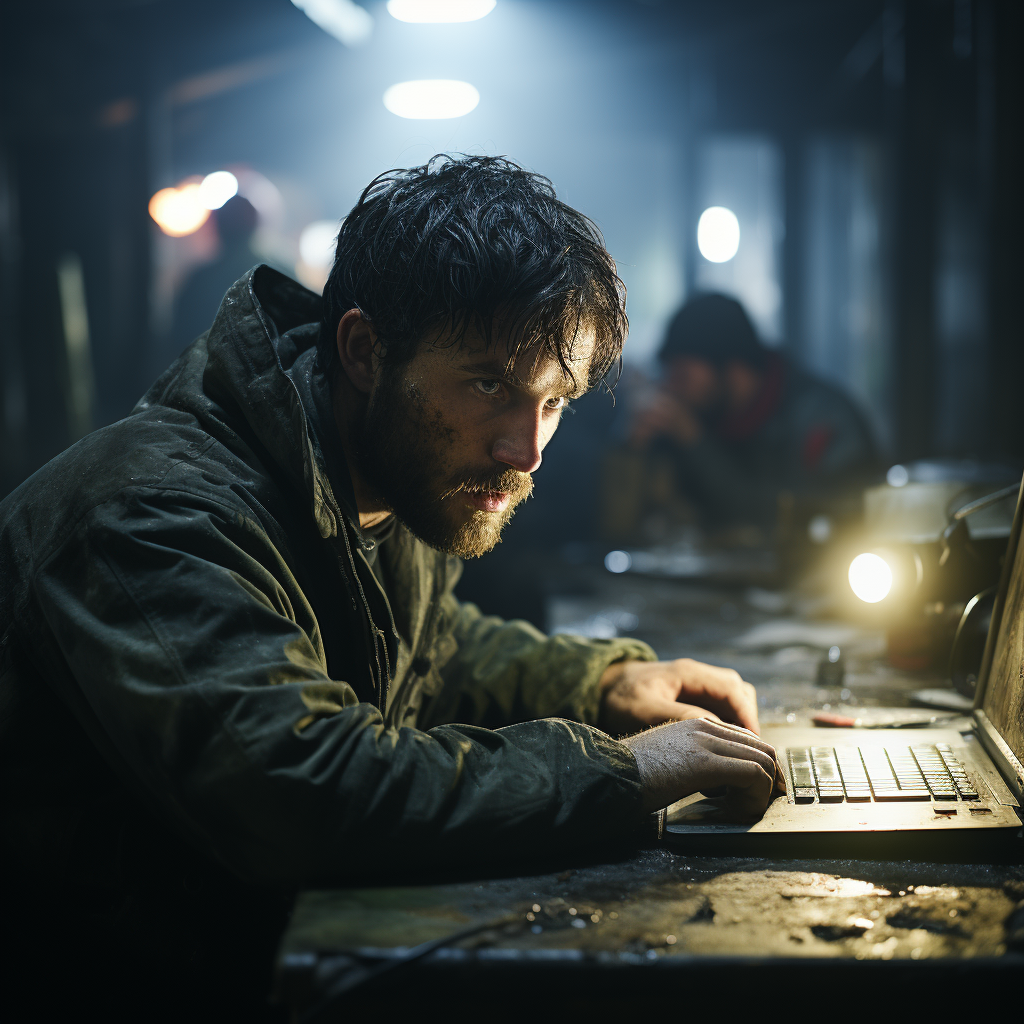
387 0 496 24
291 0 373 46
697 206 741 263
383 80 480 119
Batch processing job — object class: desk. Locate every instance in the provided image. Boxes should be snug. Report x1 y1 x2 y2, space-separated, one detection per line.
275 570 1024 1019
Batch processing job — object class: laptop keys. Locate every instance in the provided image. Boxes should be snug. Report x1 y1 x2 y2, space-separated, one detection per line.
811 747 845 802
788 749 816 801
784 743 982 804
834 746 871 800
934 745 979 798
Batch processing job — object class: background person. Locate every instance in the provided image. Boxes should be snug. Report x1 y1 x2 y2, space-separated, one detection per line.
630 293 878 531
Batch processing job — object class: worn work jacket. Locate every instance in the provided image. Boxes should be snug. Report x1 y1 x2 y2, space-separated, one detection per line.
0 267 656 894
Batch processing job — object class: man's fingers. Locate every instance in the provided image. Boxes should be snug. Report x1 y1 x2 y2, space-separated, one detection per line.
704 757 774 819
698 720 787 794
670 660 761 734
645 701 722 726
716 681 760 734
696 718 781 765
701 733 778 781
623 715 786 814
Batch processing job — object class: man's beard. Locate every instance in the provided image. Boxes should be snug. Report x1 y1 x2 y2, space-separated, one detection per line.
351 365 534 558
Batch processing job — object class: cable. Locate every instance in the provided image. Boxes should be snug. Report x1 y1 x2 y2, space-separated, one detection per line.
297 912 520 1023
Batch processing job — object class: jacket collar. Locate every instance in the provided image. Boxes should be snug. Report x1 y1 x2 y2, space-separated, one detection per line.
203 265 356 541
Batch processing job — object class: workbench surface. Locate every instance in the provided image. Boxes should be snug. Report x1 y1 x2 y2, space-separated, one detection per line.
275 570 1024 1017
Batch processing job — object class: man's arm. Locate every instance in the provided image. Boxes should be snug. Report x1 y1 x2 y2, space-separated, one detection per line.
27 489 650 886
418 594 658 730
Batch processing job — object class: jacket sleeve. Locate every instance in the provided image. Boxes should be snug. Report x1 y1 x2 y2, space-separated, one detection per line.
26 487 648 887
420 595 658 730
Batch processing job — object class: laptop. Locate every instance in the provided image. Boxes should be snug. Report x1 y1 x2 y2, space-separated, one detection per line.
665 480 1024 855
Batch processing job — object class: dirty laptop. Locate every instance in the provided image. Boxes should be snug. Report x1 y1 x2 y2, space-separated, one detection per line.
664 481 1024 854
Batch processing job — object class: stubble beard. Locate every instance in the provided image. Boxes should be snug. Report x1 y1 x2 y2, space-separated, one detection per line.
352 365 534 558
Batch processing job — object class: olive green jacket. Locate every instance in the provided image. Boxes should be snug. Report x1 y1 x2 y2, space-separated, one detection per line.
0 267 655 889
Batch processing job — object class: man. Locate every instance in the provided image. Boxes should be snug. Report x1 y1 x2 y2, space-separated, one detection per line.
164 194 263 373
0 157 780 1016
632 293 878 529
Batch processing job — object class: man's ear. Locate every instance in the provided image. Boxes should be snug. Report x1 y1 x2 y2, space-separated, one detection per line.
336 309 378 394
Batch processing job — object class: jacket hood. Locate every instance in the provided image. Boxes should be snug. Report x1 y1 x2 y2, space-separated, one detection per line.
176 265 351 540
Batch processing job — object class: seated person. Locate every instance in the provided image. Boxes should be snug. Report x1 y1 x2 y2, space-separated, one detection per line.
0 157 782 1018
631 293 878 530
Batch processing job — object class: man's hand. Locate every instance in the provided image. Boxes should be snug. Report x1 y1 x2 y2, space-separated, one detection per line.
599 658 760 737
623 718 786 817
630 391 703 448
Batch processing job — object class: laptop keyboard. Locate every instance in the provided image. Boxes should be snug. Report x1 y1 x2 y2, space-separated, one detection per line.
785 743 979 804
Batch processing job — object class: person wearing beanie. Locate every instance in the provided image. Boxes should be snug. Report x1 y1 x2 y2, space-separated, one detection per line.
630 293 878 529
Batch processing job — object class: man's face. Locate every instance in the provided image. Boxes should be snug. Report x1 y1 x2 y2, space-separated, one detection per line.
353 328 594 558
664 355 721 412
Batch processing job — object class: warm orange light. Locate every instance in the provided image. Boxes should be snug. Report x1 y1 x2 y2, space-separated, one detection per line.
148 184 210 237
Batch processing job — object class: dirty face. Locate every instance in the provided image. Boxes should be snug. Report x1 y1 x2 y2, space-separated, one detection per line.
664 355 722 412
353 327 595 558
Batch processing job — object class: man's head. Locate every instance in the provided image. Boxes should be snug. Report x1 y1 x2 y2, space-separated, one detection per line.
320 155 627 558
658 294 765 413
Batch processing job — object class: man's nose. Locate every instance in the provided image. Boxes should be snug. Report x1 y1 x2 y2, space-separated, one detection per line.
491 405 544 474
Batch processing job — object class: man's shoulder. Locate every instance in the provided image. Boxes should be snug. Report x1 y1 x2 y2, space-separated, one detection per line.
0 405 285 570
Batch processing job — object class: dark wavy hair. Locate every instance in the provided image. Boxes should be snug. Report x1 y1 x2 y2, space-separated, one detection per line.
318 154 627 392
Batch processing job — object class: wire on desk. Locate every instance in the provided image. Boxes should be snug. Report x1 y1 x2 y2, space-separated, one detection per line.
297 912 521 1023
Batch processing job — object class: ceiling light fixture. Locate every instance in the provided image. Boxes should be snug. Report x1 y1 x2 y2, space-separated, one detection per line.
697 206 741 263
290 0 373 46
387 0 496 23
383 79 480 119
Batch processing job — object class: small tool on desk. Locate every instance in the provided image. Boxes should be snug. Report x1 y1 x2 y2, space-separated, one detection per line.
812 710 959 729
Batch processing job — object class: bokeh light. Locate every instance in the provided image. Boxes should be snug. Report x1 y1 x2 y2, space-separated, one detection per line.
198 171 238 210
148 184 210 237
299 221 338 270
848 552 893 603
886 464 910 487
383 80 480 119
697 206 741 263
605 550 632 574
387 0 496 22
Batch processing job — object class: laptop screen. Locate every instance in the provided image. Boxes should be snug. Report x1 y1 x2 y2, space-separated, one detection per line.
981 480 1024 766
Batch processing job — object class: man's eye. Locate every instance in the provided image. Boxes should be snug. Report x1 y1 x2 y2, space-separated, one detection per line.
545 396 566 411
475 379 502 396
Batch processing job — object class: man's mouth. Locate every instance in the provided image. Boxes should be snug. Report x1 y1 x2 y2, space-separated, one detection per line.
462 487 511 513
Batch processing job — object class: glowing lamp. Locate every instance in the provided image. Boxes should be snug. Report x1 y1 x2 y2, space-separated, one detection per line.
848 552 893 604
697 206 740 263
387 0 496 22
198 171 238 210
148 184 209 237
605 550 631 574
383 79 479 119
